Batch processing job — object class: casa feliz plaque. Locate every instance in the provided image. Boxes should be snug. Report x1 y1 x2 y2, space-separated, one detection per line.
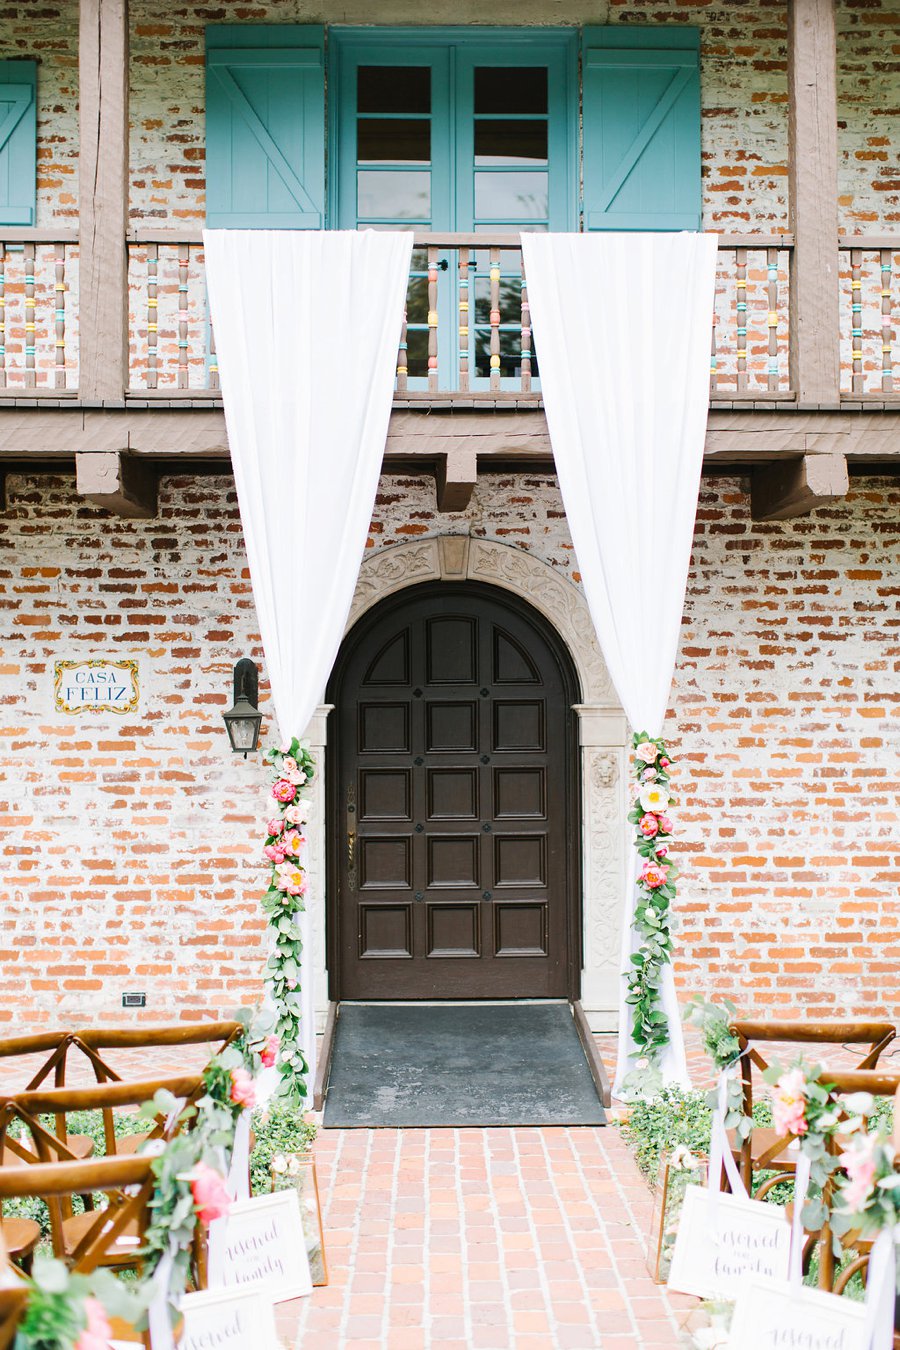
54 659 140 715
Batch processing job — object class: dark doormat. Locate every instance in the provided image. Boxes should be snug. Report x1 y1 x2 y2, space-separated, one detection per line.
322 1002 607 1128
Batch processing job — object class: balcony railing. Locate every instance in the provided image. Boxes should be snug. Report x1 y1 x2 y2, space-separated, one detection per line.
0 230 896 403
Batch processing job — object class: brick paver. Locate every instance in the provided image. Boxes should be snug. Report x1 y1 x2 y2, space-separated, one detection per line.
285 1125 697 1350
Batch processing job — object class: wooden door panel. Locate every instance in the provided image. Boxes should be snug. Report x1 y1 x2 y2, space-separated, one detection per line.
330 583 577 1000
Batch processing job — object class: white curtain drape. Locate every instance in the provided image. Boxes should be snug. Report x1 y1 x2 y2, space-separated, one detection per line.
521 232 718 1095
204 229 414 1089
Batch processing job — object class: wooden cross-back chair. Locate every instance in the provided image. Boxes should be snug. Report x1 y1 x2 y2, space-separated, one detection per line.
72 1021 243 1158
0 1154 162 1349
0 1076 201 1269
728 1019 896 1188
0 1031 116 1168
805 1070 900 1295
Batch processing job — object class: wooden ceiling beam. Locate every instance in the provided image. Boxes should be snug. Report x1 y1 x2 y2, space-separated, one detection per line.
751 452 849 520
75 451 158 518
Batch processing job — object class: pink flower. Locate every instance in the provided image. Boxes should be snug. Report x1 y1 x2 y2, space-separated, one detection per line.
230 1067 256 1110
657 814 674 834
641 768 657 782
266 818 283 837
840 1135 878 1212
190 1162 232 1227
283 756 298 772
635 741 659 765
771 1068 809 1138
260 1034 279 1068
285 801 311 825
275 861 306 896
282 829 304 857
659 757 671 769
657 844 669 858
272 779 296 803
639 813 659 838
640 861 669 890
75 1298 113 1350
264 843 287 864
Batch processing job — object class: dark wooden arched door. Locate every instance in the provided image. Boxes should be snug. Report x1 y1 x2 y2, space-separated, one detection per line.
327 582 579 1000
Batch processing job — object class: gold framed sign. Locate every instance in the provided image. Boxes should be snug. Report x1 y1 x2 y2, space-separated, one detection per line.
54 659 140 715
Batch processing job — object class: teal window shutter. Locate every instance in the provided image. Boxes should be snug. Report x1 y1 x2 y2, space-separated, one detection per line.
0 61 37 227
582 28 701 231
205 26 325 228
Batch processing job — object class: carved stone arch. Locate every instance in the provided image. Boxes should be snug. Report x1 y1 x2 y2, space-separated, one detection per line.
347 535 617 708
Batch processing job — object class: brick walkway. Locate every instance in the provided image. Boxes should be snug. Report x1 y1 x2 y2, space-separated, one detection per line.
286 1124 696 1350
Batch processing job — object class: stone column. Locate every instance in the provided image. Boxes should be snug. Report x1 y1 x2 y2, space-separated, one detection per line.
303 704 333 1031
573 705 629 1031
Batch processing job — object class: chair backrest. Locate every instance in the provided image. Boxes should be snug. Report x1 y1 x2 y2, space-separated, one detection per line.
728 1019 896 1187
68 1023 241 1156
0 1076 200 1259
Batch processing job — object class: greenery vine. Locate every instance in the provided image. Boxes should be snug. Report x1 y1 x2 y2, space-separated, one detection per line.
622 732 677 1094
262 737 316 1108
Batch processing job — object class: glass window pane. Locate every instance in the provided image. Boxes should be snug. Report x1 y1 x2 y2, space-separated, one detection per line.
474 119 548 166
474 67 548 115
406 273 428 324
406 327 429 378
358 66 431 114
473 327 524 379
475 171 548 221
358 118 431 165
358 170 431 221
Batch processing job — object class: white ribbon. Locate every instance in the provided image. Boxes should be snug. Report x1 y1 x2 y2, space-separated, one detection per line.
788 1151 812 1286
146 1249 176 1350
707 1070 749 1229
863 1223 899 1350
226 1110 252 1203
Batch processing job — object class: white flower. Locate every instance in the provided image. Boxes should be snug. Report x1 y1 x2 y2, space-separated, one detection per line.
670 1145 701 1171
842 1093 875 1119
639 784 670 814
139 1139 168 1157
272 1154 288 1174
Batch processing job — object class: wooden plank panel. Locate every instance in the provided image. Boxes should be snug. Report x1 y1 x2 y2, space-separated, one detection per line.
78 0 129 402
788 0 841 405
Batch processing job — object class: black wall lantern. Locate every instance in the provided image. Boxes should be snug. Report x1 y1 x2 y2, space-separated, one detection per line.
223 658 262 756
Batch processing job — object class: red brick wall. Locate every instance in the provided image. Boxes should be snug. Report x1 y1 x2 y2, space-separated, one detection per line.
0 469 897 1029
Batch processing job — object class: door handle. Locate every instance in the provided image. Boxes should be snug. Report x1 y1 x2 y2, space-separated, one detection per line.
347 785 357 876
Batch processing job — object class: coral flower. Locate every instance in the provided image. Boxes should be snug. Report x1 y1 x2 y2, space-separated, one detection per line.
230 1067 256 1110
272 779 296 804
190 1162 232 1226
264 843 287 864
771 1067 809 1138
260 1034 279 1068
839 1134 879 1212
640 861 669 890
282 829 304 857
75 1298 113 1350
638 813 659 838
275 861 306 896
635 741 659 765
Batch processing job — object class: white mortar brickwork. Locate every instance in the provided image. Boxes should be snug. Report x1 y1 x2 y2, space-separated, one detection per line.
1 469 897 1029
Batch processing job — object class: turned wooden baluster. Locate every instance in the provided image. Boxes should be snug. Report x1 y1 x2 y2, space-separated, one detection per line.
178 244 189 388
458 251 469 394
766 248 779 391
396 288 408 392
24 241 35 388
427 245 439 393
0 243 7 389
54 244 67 389
735 247 747 392
880 248 893 394
520 260 532 393
850 248 863 394
208 315 219 391
146 243 158 390
489 246 501 392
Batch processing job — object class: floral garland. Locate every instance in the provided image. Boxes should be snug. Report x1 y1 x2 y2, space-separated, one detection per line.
624 732 677 1091
683 996 748 1136
832 1125 900 1241
262 738 316 1108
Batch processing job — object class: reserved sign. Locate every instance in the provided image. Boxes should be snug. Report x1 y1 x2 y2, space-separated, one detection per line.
179 1286 280 1350
730 1275 869 1350
667 1184 792 1301
209 1191 312 1303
